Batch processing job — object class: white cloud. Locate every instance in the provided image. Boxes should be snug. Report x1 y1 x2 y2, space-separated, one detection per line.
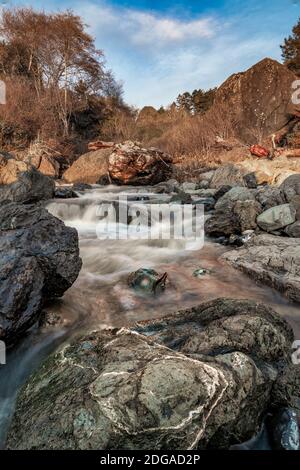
72 1 285 108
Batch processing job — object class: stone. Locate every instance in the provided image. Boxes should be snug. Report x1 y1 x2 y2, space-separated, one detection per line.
205 187 261 236
280 174 300 202
257 204 296 232
255 186 286 210
108 141 173 186
0 202 82 345
0 155 54 203
73 183 93 192
63 148 112 184
243 172 257 189
222 234 300 302
285 221 300 237
210 164 246 189
6 298 295 450
54 187 78 199
214 185 232 201
127 268 168 295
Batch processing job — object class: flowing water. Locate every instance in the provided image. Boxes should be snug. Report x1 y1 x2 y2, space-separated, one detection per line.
0 185 299 447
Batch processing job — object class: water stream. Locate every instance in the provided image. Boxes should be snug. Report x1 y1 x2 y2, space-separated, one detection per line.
0 185 299 448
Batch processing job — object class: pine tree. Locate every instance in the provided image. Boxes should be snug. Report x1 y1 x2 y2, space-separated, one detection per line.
281 18 300 76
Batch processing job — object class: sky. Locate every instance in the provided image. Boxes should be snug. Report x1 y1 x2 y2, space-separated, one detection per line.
4 0 300 107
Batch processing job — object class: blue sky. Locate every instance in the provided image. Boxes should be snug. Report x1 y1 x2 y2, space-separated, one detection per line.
4 0 300 107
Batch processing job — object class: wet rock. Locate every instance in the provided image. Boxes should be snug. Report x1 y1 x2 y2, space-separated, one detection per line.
0 155 54 203
257 204 296 232
128 268 168 294
205 187 262 236
280 174 300 202
108 141 173 186
285 221 300 237
63 149 111 184
7 298 295 450
72 182 93 192
223 234 300 302
255 186 286 210
267 408 299 450
192 197 215 212
97 175 110 185
170 190 192 204
0 202 82 345
54 187 78 199
193 268 211 277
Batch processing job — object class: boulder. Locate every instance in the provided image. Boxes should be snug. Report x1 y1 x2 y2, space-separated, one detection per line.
290 195 300 220
205 187 262 236
222 234 300 302
0 155 54 203
210 164 246 189
0 202 82 345
63 148 112 184
239 157 300 186
108 141 173 185
211 58 298 143
54 187 78 199
257 204 296 232
285 221 300 237
255 186 286 210
280 174 300 202
6 298 296 450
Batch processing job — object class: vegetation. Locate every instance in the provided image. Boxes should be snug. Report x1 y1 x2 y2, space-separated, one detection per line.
0 7 126 149
281 17 300 75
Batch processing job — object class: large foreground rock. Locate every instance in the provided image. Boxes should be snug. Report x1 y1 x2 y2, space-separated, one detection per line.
0 154 54 203
6 298 297 450
63 148 112 184
108 141 173 185
0 202 82 344
223 235 300 302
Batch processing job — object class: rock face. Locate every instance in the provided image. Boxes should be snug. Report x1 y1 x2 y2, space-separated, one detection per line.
108 141 173 185
0 202 82 344
212 58 298 143
6 298 296 450
205 187 261 236
63 148 112 184
0 155 54 203
257 204 296 232
223 235 300 302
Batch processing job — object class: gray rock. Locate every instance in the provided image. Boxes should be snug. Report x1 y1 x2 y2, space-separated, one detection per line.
222 234 300 302
0 202 82 345
243 172 257 189
210 164 246 189
255 186 286 210
6 298 295 450
280 174 300 202
0 166 54 203
257 204 296 232
285 221 300 237
205 187 261 236
290 195 300 220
